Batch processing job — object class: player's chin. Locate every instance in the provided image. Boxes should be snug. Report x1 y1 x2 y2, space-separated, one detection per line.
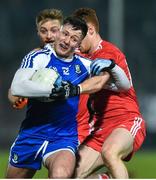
56 48 70 58
57 51 69 58
45 40 55 45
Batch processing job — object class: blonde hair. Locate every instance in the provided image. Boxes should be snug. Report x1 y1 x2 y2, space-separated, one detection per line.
36 9 63 26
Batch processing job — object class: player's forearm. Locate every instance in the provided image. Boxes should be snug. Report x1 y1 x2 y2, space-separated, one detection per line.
11 68 51 97
90 59 131 92
80 72 110 94
106 65 131 92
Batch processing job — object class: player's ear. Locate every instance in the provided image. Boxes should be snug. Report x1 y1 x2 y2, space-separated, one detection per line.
87 24 94 36
37 28 39 36
36 25 40 36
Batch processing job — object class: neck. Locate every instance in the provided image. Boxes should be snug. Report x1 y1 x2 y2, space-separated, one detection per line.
88 33 102 55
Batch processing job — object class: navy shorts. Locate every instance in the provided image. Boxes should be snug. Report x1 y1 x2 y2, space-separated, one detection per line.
9 133 78 170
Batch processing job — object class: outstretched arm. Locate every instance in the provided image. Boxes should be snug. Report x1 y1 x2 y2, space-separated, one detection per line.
80 71 110 94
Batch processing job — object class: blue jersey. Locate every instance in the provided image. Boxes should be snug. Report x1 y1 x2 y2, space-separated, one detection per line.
19 44 91 140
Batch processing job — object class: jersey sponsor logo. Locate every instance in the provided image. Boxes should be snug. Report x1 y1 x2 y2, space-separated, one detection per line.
75 65 81 74
48 66 58 74
62 67 69 75
12 153 18 164
52 67 58 72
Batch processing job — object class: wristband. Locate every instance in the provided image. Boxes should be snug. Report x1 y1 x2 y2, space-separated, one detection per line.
78 84 82 93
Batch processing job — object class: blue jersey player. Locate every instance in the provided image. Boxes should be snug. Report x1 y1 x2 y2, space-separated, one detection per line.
7 16 90 179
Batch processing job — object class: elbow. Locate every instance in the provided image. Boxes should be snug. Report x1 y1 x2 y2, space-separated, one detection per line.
11 84 18 96
123 79 131 91
11 82 22 96
117 81 131 92
125 82 131 91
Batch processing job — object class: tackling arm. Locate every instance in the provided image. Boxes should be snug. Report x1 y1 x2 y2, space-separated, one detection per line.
90 59 131 92
105 65 131 92
50 59 131 100
50 72 110 100
80 72 110 94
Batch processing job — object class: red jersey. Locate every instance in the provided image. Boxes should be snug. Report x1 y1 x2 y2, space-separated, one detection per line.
78 40 146 155
89 40 141 122
77 40 141 136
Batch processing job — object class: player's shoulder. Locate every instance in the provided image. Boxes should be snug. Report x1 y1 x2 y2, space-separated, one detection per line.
95 40 126 61
75 53 91 62
74 53 92 67
73 54 91 72
101 40 122 53
24 44 52 60
21 44 53 68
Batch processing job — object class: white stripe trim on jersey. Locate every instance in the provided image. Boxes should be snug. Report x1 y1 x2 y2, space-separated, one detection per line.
22 48 50 68
130 117 142 138
22 49 41 68
22 50 40 68
27 48 50 68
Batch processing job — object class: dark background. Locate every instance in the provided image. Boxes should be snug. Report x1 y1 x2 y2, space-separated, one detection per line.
0 0 156 150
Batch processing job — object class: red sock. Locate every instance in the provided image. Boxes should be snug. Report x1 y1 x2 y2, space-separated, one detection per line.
98 173 110 179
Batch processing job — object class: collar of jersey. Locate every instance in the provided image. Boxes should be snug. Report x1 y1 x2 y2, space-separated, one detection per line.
45 43 74 63
94 40 103 52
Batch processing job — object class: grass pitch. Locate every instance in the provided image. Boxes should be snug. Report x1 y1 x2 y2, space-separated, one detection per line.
0 150 155 178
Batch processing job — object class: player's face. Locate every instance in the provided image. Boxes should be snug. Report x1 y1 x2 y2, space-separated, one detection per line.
54 24 83 58
37 19 61 46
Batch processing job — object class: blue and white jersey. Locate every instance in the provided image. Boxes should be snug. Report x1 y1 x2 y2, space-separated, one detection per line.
19 44 91 140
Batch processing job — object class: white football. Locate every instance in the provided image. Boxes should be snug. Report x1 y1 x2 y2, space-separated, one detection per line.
31 68 60 88
31 68 61 102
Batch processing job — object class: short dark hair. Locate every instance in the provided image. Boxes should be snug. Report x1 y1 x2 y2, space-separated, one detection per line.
63 16 88 39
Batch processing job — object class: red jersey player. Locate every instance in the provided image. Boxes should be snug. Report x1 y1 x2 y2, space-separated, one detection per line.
73 8 146 179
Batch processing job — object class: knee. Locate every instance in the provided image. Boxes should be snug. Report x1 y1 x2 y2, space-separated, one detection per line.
49 166 72 179
102 144 119 165
74 165 89 178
